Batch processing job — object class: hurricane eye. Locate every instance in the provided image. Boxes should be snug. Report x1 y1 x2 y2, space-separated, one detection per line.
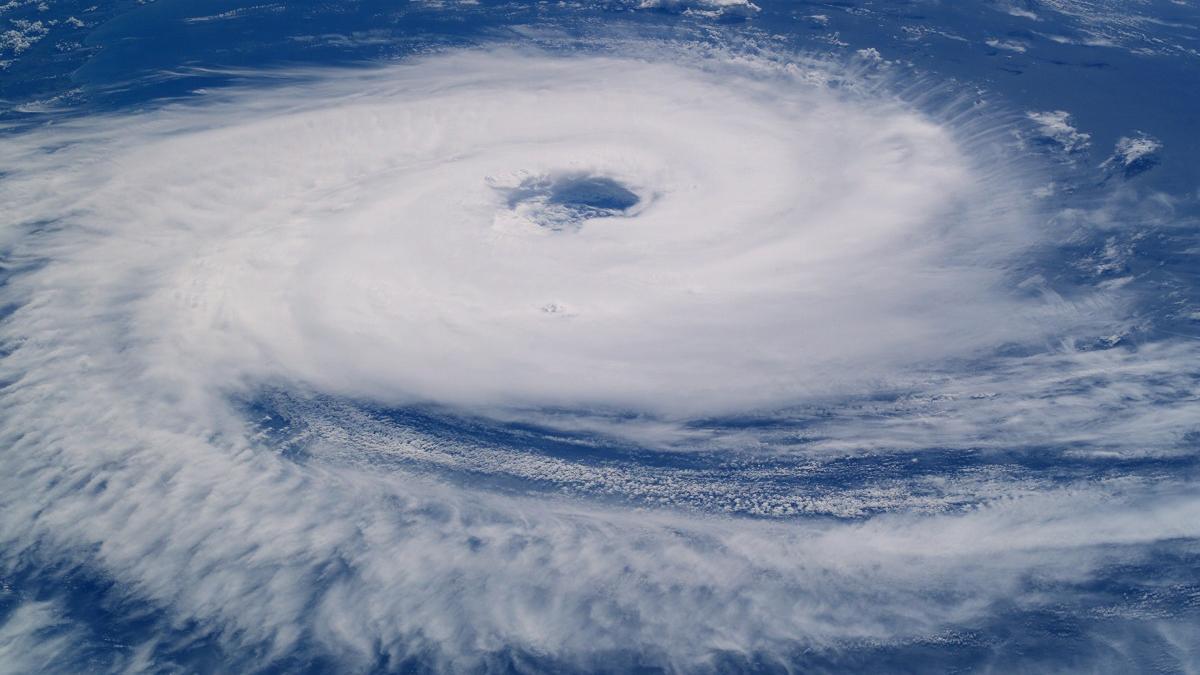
547 175 640 211
502 173 640 231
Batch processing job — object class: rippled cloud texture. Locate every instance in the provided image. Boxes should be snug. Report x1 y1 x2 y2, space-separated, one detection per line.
2 45 1199 672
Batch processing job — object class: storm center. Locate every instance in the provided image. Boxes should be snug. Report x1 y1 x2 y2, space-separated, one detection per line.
502 173 640 231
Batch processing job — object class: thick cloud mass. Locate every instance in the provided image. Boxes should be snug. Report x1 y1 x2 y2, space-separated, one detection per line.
8 50 1052 415
2 46 1199 671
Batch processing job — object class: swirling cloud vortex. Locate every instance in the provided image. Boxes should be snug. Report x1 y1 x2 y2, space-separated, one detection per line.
6 47 1178 671
8 50 1044 416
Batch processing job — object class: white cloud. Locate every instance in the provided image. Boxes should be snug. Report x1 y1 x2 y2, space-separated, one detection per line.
986 37 1028 52
0 45 1196 670
1 50 1080 419
634 0 759 18
1026 109 1092 153
1101 131 1162 177
0 601 79 674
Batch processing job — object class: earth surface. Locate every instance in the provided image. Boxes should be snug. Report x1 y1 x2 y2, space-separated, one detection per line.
2 0 1200 673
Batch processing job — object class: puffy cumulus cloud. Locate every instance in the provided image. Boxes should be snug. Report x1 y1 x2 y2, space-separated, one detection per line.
1026 109 1092 154
1102 131 1163 179
1 44 1198 671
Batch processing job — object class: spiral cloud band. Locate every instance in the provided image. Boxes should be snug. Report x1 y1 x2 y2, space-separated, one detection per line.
3 44 1199 671
13 49 1055 416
